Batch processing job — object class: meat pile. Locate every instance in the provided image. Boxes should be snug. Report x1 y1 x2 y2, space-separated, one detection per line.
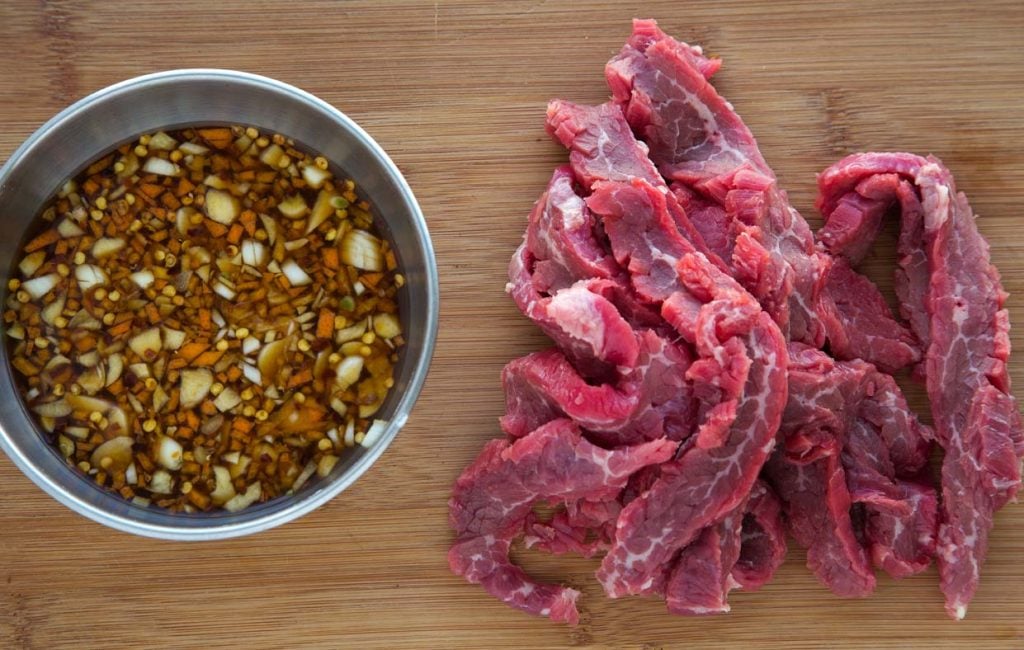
447 19 1023 624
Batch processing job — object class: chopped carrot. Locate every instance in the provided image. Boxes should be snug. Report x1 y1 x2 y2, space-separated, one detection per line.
160 193 182 210
82 178 100 196
239 210 257 236
199 400 218 416
360 272 384 288
197 308 212 331
204 220 228 238
323 247 339 270
178 341 209 363
192 349 225 366
287 368 313 389
107 319 134 338
106 379 125 395
177 178 195 196
316 308 334 339
145 303 161 324
231 418 254 434
226 223 244 245
197 127 233 149
225 365 243 382
23 229 59 253
139 183 165 199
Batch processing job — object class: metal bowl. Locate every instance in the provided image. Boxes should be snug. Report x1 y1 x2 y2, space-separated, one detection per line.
0 70 439 540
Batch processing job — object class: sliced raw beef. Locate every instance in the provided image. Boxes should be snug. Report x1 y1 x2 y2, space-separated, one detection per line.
449 19 1021 624
817 259 921 374
507 241 638 378
524 498 622 558
584 178 788 597
525 165 620 294
448 418 676 624
605 19 771 183
817 152 1024 619
546 99 726 272
664 506 745 615
605 19 922 373
765 344 936 596
731 480 787 591
500 329 694 446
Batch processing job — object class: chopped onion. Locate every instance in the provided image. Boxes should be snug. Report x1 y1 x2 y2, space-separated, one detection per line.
130 269 155 289
75 264 107 291
281 259 312 286
92 237 126 258
178 141 209 155
212 281 237 300
147 131 178 151
341 229 383 271
242 362 261 385
335 355 364 389
57 219 85 238
240 239 268 267
142 157 182 177
156 436 184 470
22 273 60 299
18 251 46 277
204 188 240 225
361 419 389 448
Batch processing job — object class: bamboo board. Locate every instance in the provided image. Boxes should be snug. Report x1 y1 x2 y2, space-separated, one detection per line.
0 1 1022 647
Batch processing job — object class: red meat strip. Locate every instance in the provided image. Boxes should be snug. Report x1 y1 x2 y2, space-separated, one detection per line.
818 259 922 374
604 18 920 372
731 480 787 591
765 343 936 596
500 329 694 446
664 505 745 615
448 418 677 624
507 242 638 378
546 99 726 271
584 178 789 598
817 152 1024 619
525 165 620 294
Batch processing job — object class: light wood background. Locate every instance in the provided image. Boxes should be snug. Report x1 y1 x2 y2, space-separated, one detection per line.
1 1 1022 648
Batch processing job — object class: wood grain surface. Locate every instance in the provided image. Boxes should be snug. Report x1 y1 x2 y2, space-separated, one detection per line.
1 1 1023 648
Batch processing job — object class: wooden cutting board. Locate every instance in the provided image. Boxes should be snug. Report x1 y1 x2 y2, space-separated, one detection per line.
1 1 1022 647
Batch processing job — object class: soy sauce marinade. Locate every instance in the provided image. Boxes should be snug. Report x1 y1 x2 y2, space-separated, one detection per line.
4 126 405 512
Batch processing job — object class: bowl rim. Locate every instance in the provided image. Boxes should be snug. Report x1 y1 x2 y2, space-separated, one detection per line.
0 68 439 540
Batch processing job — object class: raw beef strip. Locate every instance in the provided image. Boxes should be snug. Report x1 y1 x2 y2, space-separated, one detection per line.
500 329 694 446
605 20 827 347
525 165 620 294
767 446 874 597
817 152 1024 619
448 418 676 624
864 479 940 580
508 241 638 378
766 343 936 596
765 346 876 597
524 498 622 558
605 19 771 183
664 506 745 615
817 259 921 374
731 480 787 591
546 100 662 190
585 178 788 598
605 19 920 373
545 99 726 271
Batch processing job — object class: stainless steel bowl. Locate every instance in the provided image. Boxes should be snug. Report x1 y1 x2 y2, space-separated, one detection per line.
0 70 439 540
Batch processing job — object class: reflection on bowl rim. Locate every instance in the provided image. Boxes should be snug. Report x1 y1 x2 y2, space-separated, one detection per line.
0 69 439 540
